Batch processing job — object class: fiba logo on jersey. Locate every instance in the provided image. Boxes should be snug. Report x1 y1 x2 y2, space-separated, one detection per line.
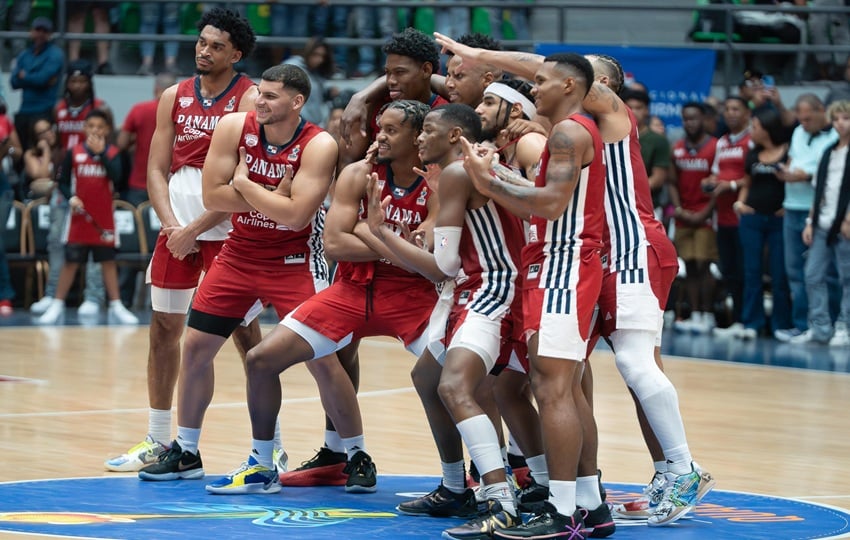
244 134 258 147
179 96 193 108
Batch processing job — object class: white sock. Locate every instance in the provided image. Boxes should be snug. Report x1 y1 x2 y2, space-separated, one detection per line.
654 460 668 474
526 454 549 486
251 439 275 469
441 460 466 493
176 426 201 455
325 429 345 453
341 435 366 459
484 482 517 516
576 475 602 510
148 408 171 445
549 480 577 517
456 415 504 478
274 418 283 451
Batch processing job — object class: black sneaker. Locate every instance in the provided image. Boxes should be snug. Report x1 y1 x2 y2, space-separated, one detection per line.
582 503 615 538
494 502 586 539
279 446 348 486
137 441 204 481
597 469 606 502
343 450 377 493
397 483 479 518
517 477 550 513
443 500 519 539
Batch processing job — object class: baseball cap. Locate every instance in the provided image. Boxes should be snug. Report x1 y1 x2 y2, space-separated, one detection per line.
31 17 53 32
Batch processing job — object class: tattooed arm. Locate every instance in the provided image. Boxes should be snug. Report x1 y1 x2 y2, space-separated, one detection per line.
434 32 543 80
582 81 631 143
460 119 592 221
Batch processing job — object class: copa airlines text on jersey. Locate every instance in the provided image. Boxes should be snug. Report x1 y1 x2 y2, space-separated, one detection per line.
236 210 290 231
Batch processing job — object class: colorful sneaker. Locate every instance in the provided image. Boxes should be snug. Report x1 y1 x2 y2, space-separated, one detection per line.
494 502 586 539
517 477 549 513
206 455 282 494
647 468 701 526
610 471 668 520
274 448 289 473
693 462 716 503
508 453 532 489
279 446 348 486
397 483 479 518
138 440 204 481
582 503 615 538
104 435 168 472
344 450 377 493
443 500 519 539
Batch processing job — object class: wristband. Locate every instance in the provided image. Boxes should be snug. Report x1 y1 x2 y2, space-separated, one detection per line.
805 217 813 226
731 181 738 191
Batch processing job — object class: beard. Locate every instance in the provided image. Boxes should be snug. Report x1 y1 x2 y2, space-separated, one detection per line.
481 126 500 141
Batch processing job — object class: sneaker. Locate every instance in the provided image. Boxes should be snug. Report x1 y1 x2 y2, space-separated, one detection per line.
494 502 586 539
712 322 744 339
694 311 716 334
829 322 850 347
508 453 532 489
279 446 348 486
344 450 377 493
774 328 802 342
29 296 54 315
96 62 114 75
77 299 100 316
692 462 716 503
205 455 281 494
517 477 549 513
274 448 289 473
108 301 139 325
36 299 65 325
467 460 481 487
104 435 168 472
582 503 615 538
597 469 606 502
673 317 695 333
738 327 758 340
789 329 830 345
397 483 479 518
610 471 668 520
647 468 701 526
443 500 519 539
138 440 204 481
136 64 153 76
0 300 12 316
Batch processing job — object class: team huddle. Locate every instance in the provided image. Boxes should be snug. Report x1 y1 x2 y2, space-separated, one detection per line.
102 8 715 540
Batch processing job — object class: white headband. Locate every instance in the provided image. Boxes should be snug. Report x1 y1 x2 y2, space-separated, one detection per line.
484 82 536 120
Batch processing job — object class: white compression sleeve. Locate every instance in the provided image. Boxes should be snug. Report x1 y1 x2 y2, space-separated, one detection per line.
434 226 463 277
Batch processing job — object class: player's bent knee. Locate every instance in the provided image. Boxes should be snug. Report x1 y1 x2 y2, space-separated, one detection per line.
150 286 194 314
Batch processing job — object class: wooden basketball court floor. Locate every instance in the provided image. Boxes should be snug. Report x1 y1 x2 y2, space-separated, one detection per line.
1 312 849 538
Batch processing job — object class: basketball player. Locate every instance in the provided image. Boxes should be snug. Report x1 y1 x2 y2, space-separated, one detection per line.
138 65 338 491
437 32 714 528
215 99 439 494
105 8 287 473
461 52 606 539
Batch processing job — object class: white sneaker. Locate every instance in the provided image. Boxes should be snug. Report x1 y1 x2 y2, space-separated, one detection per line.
29 295 54 315
36 299 65 325
739 327 758 340
105 435 168 472
108 301 139 325
674 317 695 333
712 322 744 339
610 471 668 520
789 329 829 345
695 312 716 334
829 323 849 347
77 299 100 316
274 448 289 473
774 328 803 342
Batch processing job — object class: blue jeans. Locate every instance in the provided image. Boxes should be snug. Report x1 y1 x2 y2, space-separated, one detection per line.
716 224 744 323
139 3 180 62
783 209 809 330
739 213 792 332
805 227 850 339
0 189 14 302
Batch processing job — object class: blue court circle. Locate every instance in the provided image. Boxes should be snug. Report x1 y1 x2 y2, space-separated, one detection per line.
0 475 848 539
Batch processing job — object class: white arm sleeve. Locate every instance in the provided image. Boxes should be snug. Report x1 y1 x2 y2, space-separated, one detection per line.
433 226 463 278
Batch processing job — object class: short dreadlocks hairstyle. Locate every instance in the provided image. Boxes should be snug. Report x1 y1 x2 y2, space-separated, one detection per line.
379 100 431 133
382 28 441 75
455 33 502 53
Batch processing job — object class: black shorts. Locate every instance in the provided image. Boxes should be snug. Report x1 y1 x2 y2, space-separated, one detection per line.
65 244 116 263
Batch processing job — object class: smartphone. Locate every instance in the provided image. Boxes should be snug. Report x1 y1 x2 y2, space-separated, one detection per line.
762 75 775 89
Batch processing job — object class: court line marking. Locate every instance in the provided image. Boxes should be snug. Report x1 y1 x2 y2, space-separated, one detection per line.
0 386 415 420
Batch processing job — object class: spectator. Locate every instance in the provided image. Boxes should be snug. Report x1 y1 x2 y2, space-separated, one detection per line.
137 3 180 76
352 3 400 77
670 102 719 334
622 88 671 221
706 96 752 337
775 94 839 341
0 0 32 60
283 37 339 126
35 110 137 325
67 2 113 74
703 97 725 137
650 115 666 136
23 119 62 200
9 17 64 152
824 56 850 106
326 90 355 143
741 69 796 127
0 108 22 315
808 0 850 81
55 60 112 150
792 99 850 346
735 107 793 339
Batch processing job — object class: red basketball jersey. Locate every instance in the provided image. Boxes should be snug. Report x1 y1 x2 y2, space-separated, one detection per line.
672 136 717 222
65 143 120 246
55 97 106 150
